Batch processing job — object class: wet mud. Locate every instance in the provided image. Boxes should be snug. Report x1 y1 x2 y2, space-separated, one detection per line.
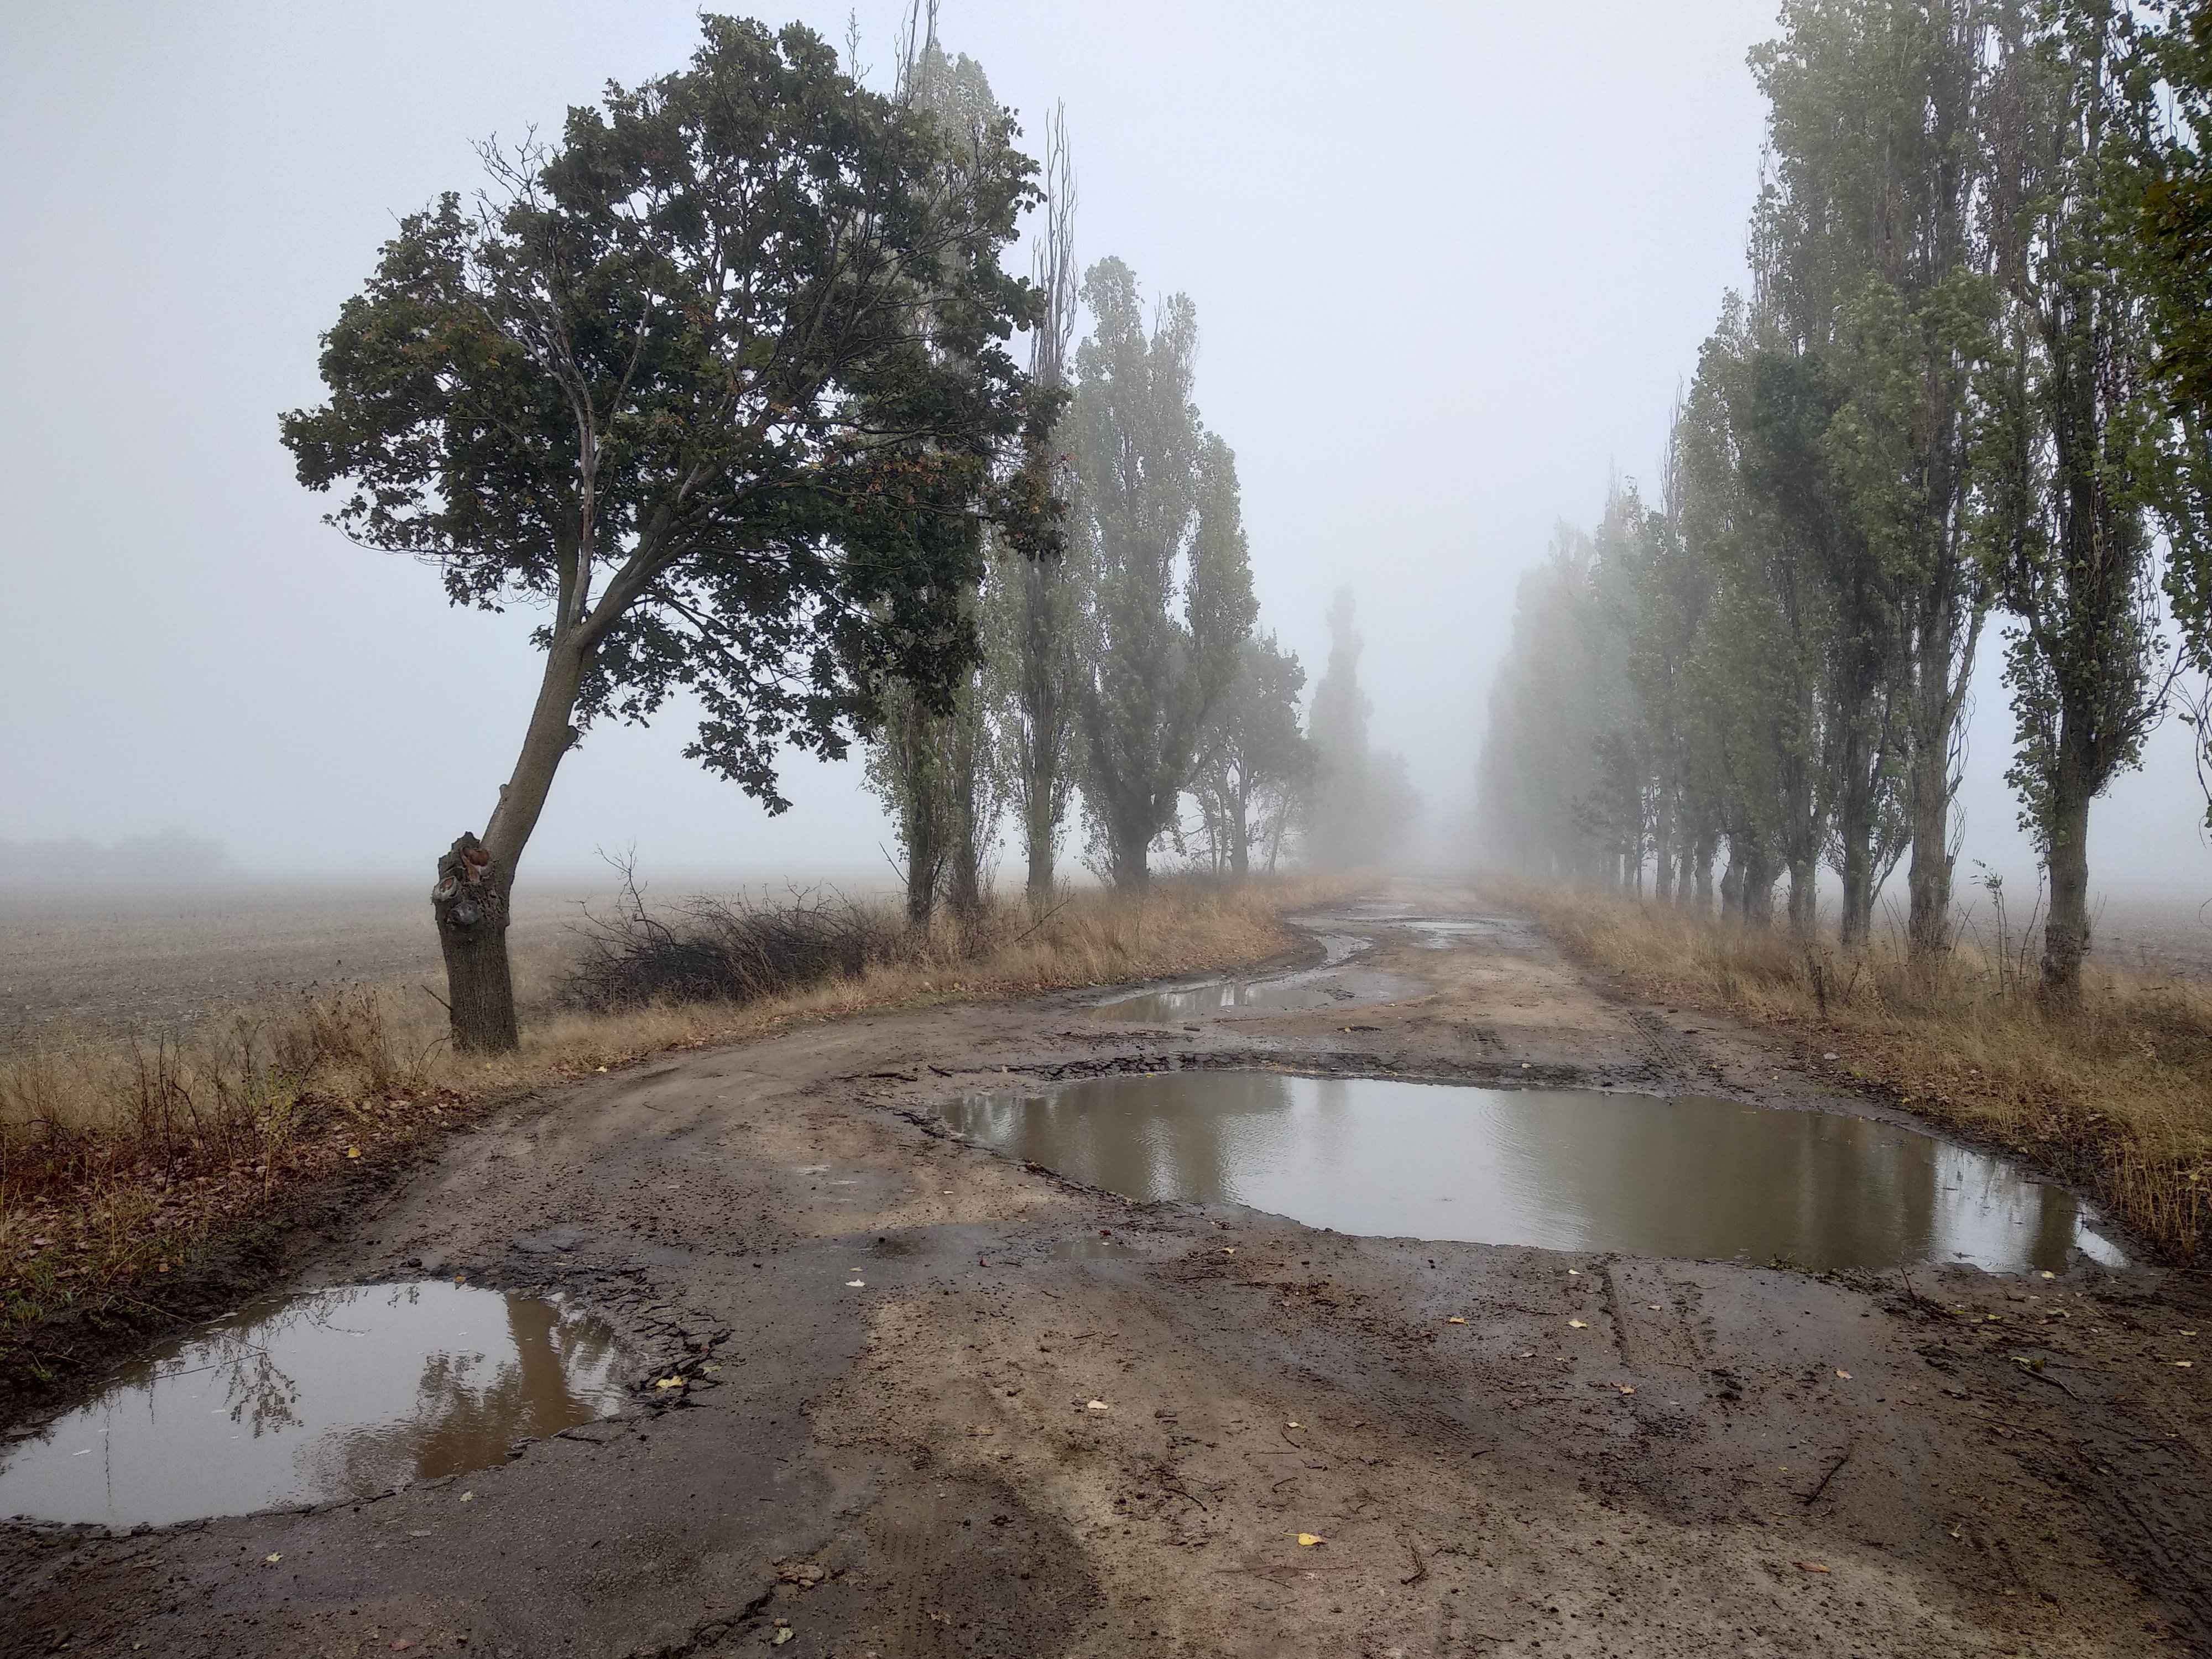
3 880 2208 1658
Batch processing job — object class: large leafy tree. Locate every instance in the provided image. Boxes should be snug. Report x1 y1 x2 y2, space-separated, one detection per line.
1070 259 1255 888
281 17 1042 1050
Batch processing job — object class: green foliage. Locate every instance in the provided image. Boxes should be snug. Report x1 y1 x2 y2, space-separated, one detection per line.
1070 258 1256 886
281 16 1045 812
1192 633 1312 875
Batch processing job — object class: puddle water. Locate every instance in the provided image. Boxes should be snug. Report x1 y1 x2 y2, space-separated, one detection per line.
1093 928 1421 1022
0 1282 627 1527
944 1074 2122 1274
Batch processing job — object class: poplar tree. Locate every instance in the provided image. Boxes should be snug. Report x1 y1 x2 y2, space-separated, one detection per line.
1070 259 1255 887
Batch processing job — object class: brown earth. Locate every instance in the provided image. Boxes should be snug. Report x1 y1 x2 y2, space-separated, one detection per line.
4 881 2209 1658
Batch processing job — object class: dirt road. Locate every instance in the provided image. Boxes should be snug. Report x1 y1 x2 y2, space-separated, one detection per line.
5 885 2209 1657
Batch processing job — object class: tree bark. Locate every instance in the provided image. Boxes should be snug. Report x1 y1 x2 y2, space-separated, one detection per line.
2041 738 2093 1000
435 634 590 1053
432 834 518 1052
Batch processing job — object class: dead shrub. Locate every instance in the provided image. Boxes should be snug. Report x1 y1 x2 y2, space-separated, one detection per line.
563 888 904 1011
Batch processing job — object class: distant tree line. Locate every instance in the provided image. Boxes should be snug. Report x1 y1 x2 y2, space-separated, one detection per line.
1479 0 2212 999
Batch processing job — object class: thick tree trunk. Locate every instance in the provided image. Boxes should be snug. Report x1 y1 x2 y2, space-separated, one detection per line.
2041 743 2093 1000
432 833 518 1052
1024 808 1055 907
1905 720 1955 956
1786 854 1818 936
434 636 590 1054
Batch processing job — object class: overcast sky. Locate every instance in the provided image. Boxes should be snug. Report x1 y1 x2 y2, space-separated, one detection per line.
3 1 2207 900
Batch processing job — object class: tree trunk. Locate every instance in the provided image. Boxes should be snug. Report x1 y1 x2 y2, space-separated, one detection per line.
1786 854 1818 936
1905 603 1975 956
1024 806 1055 908
1905 716 1956 956
436 634 590 1054
2041 740 2093 1000
432 833 518 1053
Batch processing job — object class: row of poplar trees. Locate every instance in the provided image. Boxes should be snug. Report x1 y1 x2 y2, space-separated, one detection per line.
865 40 1408 927
1480 0 2212 998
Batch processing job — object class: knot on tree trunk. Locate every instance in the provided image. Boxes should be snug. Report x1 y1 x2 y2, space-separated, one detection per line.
432 832 519 1053
434 833 504 934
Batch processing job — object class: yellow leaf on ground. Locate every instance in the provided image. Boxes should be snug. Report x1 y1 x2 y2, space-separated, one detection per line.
345 1147 361 1159
1837 1370 1853 1380
1795 1562 1832 1573
1297 1533 1326 1547
1568 1319 1589 1329
1446 1317 1467 1324
264 1553 281 1564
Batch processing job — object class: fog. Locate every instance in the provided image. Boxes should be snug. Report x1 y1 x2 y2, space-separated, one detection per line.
3 0 2208 899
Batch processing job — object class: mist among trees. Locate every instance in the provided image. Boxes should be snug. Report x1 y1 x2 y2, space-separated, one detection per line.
1479 0 2212 999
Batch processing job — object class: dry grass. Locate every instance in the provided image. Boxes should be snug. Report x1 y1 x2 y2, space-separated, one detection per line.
0 873 1344 1368
1494 877 2212 1263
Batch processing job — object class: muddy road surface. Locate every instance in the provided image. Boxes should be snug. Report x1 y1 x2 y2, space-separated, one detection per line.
6 884 2209 1657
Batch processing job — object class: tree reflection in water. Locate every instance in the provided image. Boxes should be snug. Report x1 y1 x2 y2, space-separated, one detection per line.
943 1074 2122 1274
0 1282 625 1527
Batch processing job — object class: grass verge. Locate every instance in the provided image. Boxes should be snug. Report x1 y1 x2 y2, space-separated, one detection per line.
0 874 1343 1405
1491 878 2212 1264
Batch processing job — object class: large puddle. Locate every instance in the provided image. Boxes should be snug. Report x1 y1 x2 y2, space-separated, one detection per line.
0 1282 627 1527
944 1074 2123 1274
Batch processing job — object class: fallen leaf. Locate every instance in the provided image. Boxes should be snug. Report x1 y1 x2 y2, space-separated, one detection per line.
1446 1317 1467 1324
1297 1533 1326 1547
654 1376 685 1390
346 1147 361 1160
1286 1421 1304 1429
771 1631 794 1647
1220 1247 1237 1255
264 1553 281 1564
1086 1399 1110 1412
846 1280 865 1288
2177 1360 2194 1368
1568 1319 1589 1329
1616 1384 1635 1396
1567 1268 1581 1276
458 1492 475 1503
1836 1370 1852 1380
2039 1271 2056 1279
1794 1561 1832 1573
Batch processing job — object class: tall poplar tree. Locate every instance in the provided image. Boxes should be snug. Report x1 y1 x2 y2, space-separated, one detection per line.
1070 259 1255 887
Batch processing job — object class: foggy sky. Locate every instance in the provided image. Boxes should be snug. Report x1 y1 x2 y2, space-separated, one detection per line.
4 1 2207 900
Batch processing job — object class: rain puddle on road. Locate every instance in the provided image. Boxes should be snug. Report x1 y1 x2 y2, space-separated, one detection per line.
943 1073 2124 1274
0 1282 627 1527
1092 928 1421 1022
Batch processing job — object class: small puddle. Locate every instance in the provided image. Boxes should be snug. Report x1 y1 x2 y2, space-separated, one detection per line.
1093 928 1420 1022
943 1074 2123 1274
0 1282 627 1527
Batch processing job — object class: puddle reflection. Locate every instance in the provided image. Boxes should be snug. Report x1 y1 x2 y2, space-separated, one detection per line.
944 1074 2121 1275
0 1282 625 1526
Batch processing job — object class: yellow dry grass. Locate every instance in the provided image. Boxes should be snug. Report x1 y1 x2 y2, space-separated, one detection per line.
1493 877 2212 1262
1 874 1348 1357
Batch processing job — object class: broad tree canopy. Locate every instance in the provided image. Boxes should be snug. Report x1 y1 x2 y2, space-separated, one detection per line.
282 16 1045 821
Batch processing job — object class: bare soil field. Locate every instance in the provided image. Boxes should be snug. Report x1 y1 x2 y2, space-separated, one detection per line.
4 883 2207 1657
